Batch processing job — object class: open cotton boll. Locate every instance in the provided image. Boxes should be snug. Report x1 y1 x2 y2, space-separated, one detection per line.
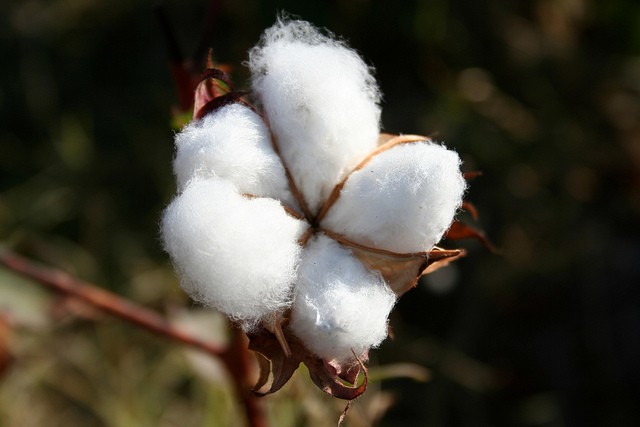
248 19 381 214
161 177 306 327
322 142 466 253
173 103 296 208
290 235 395 362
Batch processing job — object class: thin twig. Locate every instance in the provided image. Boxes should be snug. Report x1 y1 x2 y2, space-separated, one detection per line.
0 248 267 427
0 249 224 356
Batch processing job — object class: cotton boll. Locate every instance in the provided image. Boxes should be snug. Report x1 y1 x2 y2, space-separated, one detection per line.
173 104 297 208
321 142 466 253
248 19 381 214
161 177 306 327
290 235 395 362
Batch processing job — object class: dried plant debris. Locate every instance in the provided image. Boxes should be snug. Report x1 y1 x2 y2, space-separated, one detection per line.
161 18 482 400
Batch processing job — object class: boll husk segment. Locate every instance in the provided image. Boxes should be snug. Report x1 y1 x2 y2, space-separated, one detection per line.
161 19 466 367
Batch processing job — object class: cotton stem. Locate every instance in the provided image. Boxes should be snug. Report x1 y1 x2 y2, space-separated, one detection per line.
0 248 268 427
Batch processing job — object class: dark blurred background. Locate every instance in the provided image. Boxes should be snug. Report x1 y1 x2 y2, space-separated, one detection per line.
1 0 639 426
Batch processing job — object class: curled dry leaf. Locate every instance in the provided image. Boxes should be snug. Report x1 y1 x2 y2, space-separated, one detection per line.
248 327 367 400
193 68 249 120
445 220 498 253
324 229 465 297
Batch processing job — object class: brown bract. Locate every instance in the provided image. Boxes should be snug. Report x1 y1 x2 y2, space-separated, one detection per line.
193 69 250 120
249 328 367 400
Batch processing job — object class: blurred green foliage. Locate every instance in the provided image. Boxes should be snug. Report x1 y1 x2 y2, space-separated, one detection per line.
1 0 640 426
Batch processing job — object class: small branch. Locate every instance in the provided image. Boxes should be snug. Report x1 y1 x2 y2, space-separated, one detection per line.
0 248 267 427
0 248 223 356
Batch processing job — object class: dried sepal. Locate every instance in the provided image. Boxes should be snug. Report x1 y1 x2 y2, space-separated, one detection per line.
193 68 249 120
248 328 301 395
445 220 498 253
306 351 368 400
444 174 498 251
253 350 275 393
419 247 467 280
329 229 465 296
463 171 483 180
262 314 292 358
248 328 368 400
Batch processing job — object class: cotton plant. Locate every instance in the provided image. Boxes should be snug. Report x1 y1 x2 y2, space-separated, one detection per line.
161 19 473 399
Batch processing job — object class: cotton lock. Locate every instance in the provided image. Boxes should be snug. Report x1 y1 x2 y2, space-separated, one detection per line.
322 141 466 253
161 177 306 328
248 19 381 214
290 235 395 362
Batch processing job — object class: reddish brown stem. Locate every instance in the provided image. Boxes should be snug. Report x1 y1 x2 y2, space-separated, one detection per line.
225 327 268 427
0 248 267 427
0 249 224 355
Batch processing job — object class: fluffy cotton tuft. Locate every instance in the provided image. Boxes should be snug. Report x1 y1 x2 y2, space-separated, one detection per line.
173 104 296 207
321 142 466 253
248 19 381 214
161 177 306 327
290 235 396 362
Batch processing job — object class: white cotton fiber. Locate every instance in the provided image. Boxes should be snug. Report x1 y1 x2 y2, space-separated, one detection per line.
161 177 306 327
290 235 396 362
321 142 466 253
173 104 297 208
248 19 381 214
